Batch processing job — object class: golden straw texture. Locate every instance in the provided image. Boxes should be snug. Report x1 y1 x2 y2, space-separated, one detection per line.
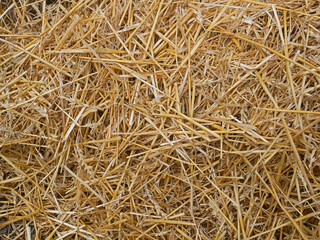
1 0 320 239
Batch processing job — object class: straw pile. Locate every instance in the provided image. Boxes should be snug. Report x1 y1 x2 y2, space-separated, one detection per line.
1 0 320 239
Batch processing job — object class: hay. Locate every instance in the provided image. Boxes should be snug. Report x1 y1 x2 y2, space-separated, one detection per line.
0 0 320 239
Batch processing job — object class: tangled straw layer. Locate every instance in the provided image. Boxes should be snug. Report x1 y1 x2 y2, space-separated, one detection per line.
0 0 320 239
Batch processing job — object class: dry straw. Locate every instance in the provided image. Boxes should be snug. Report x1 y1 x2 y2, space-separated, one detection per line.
0 0 320 239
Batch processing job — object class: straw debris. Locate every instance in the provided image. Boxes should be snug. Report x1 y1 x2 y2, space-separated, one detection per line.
1 0 320 239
